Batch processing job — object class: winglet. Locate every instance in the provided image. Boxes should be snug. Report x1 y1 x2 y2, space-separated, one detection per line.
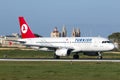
18 17 36 38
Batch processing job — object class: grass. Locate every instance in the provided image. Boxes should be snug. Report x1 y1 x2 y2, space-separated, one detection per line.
0 49 120 59
0 50 120 80
0 62 120 80
0 50 54 58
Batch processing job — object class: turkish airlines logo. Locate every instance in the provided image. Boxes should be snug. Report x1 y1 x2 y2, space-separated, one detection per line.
21 24 28 34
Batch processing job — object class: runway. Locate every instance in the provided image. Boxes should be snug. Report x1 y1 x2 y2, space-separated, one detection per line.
0 58 120 62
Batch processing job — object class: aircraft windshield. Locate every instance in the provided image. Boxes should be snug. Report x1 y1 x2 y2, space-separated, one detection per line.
102 41 112 43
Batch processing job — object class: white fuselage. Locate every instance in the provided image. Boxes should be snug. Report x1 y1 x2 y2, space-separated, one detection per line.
18 37 115 52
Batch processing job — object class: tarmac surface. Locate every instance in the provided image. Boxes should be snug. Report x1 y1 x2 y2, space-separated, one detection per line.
0 58 120 62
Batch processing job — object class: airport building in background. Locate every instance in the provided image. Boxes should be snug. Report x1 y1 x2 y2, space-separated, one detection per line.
0 33 24 48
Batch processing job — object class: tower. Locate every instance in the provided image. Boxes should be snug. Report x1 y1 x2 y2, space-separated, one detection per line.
72 27 76 37
51 27 61 37
72 27 81 37
61 25 67 37
76 28 81 37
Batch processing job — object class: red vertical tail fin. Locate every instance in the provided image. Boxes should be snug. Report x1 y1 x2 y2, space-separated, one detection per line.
19 17 36 38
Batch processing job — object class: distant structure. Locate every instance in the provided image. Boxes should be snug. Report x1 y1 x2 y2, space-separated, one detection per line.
51 27 61 37
50 26 81 37
72 27 81 37
0 33 24 47
76 28 81 37
61 25 67 37
72 27 76 37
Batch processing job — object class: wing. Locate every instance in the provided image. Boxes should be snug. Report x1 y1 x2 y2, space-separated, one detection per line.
25 43 74 51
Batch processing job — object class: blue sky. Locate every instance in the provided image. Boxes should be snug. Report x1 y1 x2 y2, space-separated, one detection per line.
0 0 120 37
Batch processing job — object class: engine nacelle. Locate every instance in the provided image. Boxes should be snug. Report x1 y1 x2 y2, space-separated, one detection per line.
55 48 71 56
83 52 98 56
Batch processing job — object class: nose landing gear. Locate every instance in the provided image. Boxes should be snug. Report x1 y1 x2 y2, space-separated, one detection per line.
98 52 103 59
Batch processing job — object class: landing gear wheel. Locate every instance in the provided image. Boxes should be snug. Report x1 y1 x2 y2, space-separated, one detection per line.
98 56 103 59
73 54 79 59
54 54 60 59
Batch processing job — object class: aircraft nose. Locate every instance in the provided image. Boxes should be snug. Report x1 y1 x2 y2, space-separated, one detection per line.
109 44 115 50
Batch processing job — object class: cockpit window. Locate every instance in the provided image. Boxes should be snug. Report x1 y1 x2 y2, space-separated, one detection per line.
102 41 112 43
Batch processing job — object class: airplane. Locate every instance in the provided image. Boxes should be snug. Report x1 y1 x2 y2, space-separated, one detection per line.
18 16 115 59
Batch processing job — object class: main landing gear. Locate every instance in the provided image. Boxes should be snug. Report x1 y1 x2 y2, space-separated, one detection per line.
73 53 79 59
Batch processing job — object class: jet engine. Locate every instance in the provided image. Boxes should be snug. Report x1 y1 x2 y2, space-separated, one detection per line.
55 48 71 56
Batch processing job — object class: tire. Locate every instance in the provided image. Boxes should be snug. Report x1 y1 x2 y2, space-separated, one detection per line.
98 56 103 59
73 54 79 59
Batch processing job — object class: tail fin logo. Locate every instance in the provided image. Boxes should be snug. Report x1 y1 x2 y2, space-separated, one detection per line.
21 24 28 34
19 16 36 38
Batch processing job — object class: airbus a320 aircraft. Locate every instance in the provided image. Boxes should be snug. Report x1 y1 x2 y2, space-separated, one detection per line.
18 17 115 59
